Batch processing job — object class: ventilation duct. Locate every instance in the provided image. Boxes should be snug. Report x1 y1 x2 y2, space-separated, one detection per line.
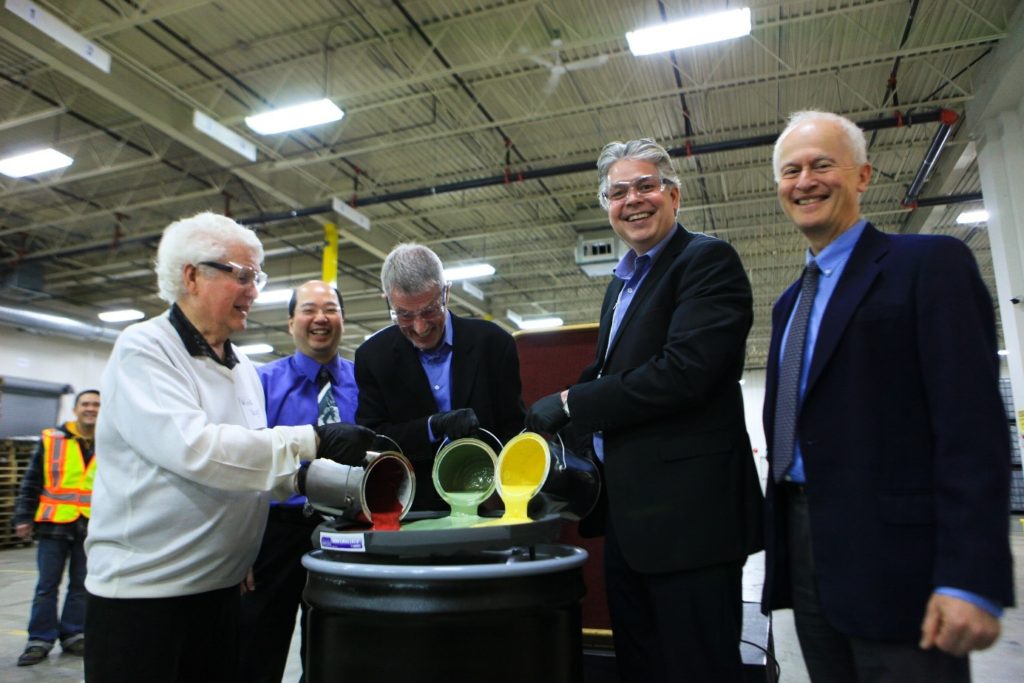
0 305 121 344
1 263 49 302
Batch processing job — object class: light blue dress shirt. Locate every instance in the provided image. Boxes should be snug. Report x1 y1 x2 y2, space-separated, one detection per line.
421 310 454 442
778 220 865 483
593 226 678 461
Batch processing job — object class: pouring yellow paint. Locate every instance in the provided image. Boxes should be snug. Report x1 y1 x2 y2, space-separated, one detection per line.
485 432 550 526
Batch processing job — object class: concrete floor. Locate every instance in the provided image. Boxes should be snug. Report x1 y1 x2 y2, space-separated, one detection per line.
0 520 1021 682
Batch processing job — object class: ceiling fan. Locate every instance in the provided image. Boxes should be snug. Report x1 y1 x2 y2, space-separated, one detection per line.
527 36 609 95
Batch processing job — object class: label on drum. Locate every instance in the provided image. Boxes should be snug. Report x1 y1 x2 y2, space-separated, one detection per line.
320 531 366 552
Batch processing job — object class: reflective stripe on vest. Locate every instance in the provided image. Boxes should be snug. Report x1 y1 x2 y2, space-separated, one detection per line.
35 428 95 523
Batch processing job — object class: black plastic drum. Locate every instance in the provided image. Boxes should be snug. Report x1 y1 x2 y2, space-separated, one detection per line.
302 544 588 683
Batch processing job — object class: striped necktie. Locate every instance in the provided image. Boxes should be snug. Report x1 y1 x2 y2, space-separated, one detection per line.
772 261 821 483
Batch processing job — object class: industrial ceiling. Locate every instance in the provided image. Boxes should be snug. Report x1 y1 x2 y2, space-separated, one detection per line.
0 0 1017 367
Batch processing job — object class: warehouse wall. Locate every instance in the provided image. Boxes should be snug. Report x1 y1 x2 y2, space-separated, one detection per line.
0 326 111 425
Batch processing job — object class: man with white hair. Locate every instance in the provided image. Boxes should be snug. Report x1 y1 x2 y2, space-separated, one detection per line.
84 211 374 683
761 111 1013 682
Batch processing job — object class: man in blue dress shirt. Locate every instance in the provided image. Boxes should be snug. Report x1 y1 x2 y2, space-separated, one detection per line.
525 139 762 682
761 110 1013 682
238 280 357 683
355 243 525 511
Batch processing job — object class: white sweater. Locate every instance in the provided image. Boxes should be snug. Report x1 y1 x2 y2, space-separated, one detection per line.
85 313 316 598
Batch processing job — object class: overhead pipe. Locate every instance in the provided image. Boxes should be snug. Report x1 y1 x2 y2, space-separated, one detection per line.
243 109 948 224
0 305 121 345
910 192 982 208
901 109 959 206
9 109 952 262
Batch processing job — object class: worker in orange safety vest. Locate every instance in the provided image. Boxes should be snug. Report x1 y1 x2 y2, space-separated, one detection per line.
13 389 100 667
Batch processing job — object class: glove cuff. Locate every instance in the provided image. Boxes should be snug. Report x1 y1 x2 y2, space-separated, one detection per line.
295 462 311 496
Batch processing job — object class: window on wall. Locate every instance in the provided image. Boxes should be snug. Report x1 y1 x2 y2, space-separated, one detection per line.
0 376 73 438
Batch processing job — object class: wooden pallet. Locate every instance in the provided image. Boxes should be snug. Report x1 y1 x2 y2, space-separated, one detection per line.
0 438 38 550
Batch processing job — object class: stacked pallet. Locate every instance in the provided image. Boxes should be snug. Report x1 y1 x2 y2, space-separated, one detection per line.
0 438 38 550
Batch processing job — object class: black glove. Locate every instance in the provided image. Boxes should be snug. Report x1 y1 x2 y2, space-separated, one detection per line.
314 423 376 466
296 462 311 496
525 392 570 434
429 408 479 441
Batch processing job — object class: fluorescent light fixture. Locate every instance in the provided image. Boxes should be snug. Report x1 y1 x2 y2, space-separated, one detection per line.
237 343 274 356
998 349 1008 357
519 317 564 330
255 288 294 306
445 264 495 281
0 148 73 178
245 99 344 135
626 7 752 56
956 209 989 224
506 308 563 331
97 309 144 323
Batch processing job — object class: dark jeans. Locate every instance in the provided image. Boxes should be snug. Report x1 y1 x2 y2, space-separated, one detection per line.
28 533 88 647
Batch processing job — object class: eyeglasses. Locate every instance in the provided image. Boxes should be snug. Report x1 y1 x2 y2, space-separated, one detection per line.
198 261 268 291
389 287 448 324
602 175 670 204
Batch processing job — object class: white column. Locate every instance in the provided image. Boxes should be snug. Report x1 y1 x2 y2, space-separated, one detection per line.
975 111 1024 426
967 7 1024 432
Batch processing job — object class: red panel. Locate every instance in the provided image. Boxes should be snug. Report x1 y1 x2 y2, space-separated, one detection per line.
515 325 611 630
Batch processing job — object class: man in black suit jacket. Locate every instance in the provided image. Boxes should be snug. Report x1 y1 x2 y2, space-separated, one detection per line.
355 243 525 511
762 110 1013 682
526 139 764 682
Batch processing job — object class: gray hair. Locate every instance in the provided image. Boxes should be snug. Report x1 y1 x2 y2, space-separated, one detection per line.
773 110 868 182
597 138 681 210
380 243 446 297
155 211 264 304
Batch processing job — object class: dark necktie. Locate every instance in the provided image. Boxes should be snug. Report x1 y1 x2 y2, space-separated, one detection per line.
316 366 340 426
772 261 821 483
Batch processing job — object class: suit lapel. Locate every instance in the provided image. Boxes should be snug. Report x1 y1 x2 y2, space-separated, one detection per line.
449 315 476 408
604 227 692 364
805 224 888 395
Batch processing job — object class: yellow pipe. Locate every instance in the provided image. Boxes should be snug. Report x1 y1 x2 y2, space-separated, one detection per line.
322 222 338 285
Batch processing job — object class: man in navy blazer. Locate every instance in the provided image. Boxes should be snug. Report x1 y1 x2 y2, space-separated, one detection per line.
762 110 1013 681
355 243 525 511
527 139 763 682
